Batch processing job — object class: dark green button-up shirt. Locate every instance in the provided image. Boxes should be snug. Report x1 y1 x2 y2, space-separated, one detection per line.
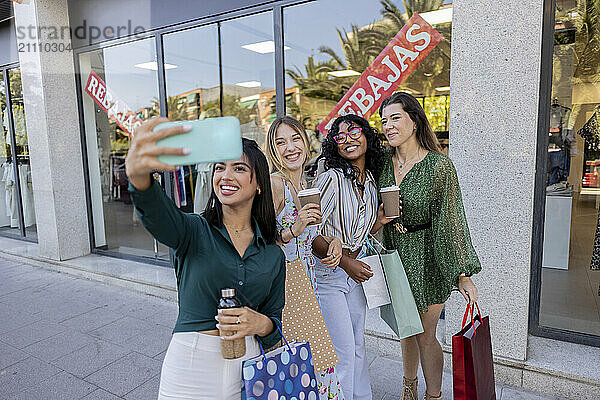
129 181 285 348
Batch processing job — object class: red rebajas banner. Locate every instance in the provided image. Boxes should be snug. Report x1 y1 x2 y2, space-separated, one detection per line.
317 13 443 134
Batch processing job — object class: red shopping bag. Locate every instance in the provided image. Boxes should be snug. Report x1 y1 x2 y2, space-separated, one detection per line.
452 303 497 400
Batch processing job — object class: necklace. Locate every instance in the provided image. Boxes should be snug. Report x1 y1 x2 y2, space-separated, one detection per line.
227 225 252 238
395 148 422 169
287 177 306 196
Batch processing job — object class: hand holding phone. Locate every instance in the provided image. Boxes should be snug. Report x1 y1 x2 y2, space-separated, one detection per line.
154 116 242 166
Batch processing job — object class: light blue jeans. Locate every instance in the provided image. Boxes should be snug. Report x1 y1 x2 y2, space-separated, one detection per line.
315 255 372 400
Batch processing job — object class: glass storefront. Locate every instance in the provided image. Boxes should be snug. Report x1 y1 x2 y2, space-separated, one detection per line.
283 0 453 163
79 38 170 260
539 0 600 337
79 11 277 258
0 67 36 240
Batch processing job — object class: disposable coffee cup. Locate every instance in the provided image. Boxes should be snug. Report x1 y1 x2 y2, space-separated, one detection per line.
380 186 401 218
297 188 321 225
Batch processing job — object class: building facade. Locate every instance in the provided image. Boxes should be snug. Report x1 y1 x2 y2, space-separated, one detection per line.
1 0 599 396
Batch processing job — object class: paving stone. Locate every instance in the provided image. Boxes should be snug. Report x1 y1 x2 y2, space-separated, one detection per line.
369 356 404 395
21 330 96 361
11 371 97 400
0 341 28 370
0 357 61 398
154 350 167 363
51 339 130 378
81 388 122 399
0 304 42 334
123 374 160 399
85 351 162 397
88 316 164 347
0 320 65 349
36 299 100 324
501 387 559 400
59 306 125 333
119 322 172 358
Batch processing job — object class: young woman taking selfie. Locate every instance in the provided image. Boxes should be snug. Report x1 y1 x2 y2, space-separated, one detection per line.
125 117 285 400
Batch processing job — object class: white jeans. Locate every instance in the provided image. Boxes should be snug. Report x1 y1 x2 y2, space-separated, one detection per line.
315 262 372 400
158 332 260 400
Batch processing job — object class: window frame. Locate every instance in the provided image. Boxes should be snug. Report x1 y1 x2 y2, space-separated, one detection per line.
528 0 600 347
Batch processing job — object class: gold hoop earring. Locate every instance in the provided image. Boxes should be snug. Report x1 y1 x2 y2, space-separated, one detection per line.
257 187 262 195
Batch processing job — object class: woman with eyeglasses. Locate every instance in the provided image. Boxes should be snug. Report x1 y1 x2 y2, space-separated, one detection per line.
311 114 387 400
372 92 481 400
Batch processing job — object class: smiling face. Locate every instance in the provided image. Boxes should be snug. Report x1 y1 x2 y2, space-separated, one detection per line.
212 154 258 208
274 123 307 173
381 103 416 148
335 120 368 161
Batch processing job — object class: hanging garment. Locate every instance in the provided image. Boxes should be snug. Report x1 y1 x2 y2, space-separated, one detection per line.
0 163 10 227
577 107 600 151
591 210 600 271
547 149 570 186
19 164 35 227
2 163 18 227
193 163 213 214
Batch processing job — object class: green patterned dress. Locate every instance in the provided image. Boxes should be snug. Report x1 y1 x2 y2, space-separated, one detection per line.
378 150 481 313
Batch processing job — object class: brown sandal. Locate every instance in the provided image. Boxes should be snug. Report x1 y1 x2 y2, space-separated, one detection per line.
401 376 418 400
424 392 443 400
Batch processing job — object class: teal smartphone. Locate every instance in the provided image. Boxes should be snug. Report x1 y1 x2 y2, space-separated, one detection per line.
154 116 242 165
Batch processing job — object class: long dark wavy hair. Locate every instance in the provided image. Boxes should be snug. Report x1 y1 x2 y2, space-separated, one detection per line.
379 92 442 153
321 114 385 182
203 138 278 244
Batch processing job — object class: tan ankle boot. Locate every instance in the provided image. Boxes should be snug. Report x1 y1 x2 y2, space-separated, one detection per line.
401 377 418 400
424 392 443 400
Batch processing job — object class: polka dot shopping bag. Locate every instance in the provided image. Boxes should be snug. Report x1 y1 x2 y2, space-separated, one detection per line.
242 319 318 400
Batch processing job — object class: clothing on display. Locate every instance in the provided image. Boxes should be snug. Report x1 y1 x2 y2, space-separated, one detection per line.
0 162 36 228
548 102 574 187
547 149 571 186
1 162 19 227
577 107 600 151
193 163 212 214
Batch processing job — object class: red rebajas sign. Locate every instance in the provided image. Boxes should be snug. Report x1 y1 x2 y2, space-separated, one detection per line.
84 70 142 137
317 13 443 134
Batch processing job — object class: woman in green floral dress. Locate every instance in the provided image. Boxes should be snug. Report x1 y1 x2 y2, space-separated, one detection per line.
371 92 481 400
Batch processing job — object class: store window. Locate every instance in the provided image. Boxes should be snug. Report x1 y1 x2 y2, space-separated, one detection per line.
539 0 600 337
161 12 275 214
79 38 169 260
283 0 453 163
0 67 36 240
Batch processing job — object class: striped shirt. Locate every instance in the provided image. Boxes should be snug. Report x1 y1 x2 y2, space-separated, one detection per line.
315 168 378 252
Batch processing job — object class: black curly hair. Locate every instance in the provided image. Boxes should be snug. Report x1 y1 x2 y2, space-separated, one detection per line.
320 114 385 183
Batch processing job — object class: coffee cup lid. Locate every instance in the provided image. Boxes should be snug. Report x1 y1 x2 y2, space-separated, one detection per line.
298 188 320 196
380 186 400 192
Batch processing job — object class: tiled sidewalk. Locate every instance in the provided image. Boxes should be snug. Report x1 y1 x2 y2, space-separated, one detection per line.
0 256 562 399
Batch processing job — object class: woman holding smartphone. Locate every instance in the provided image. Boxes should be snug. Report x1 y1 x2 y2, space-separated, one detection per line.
265 115 344 399
125 117 285 400
311 114 385 400
372 92 481 400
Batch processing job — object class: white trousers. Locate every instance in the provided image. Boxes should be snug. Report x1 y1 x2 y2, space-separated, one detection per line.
315 262 372 400
158 332 260 400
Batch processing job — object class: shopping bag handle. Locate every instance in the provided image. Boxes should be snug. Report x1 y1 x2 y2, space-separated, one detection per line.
367 234 389 253
255 317 293 359
461 302 482 335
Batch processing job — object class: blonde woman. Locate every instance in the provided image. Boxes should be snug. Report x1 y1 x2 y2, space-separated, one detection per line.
266 116 345 400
